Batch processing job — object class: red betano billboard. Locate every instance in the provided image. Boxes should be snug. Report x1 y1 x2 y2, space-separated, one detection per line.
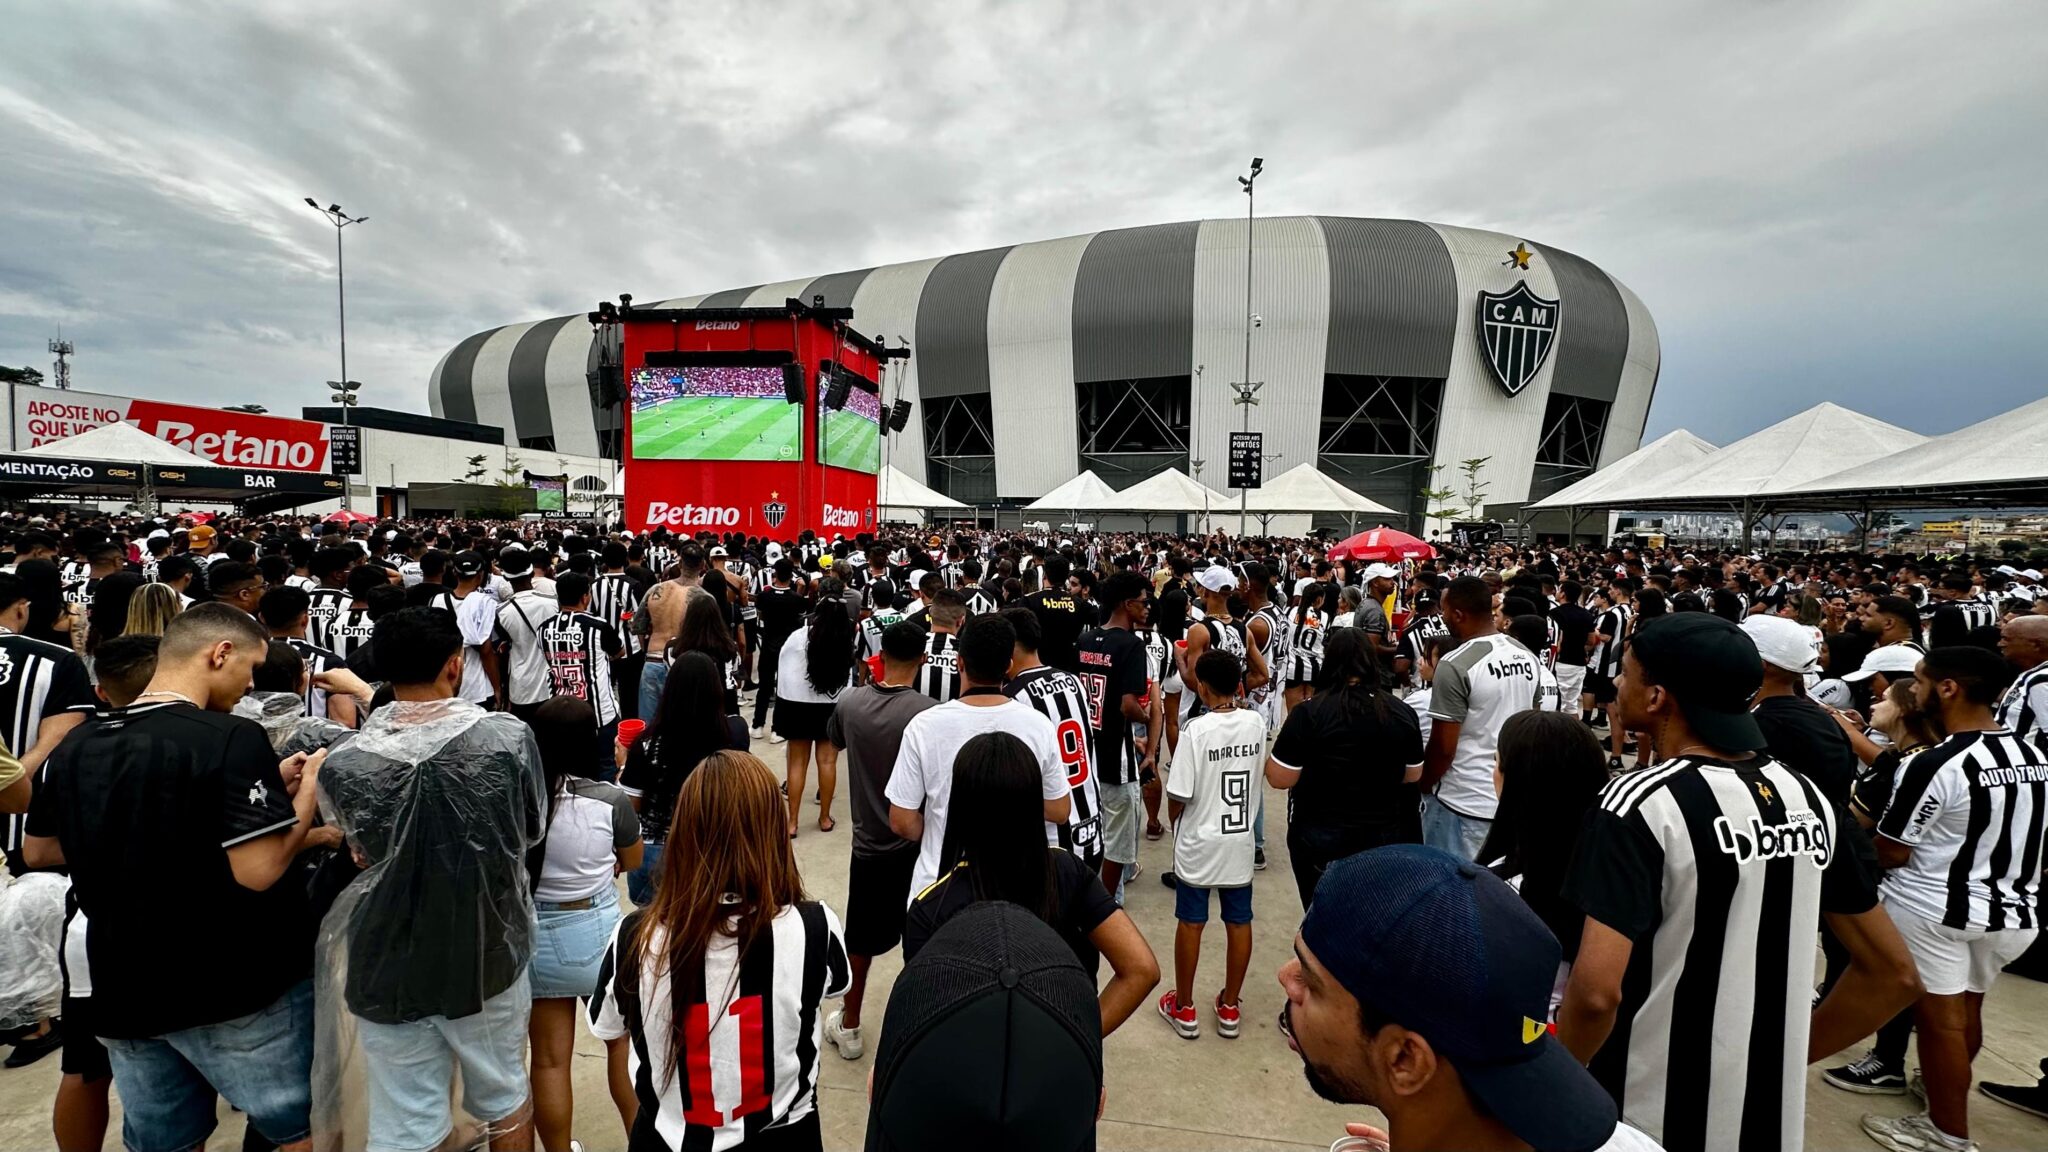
10 386 333 472
619 301 885 539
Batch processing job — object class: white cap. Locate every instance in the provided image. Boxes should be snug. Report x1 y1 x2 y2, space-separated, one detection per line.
1361 562 1400 581
2026 570 2044 582
146 529 170 542
1742 615 1820 675
1195 565 1238 594
1997 565 2020 576
909 569 930 592
710 545 729 558
1843 644 1923 683
1810 678 1855 709
847 550 867 567
765 542 783 561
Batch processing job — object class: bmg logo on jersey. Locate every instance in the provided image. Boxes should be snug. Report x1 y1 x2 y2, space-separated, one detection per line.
1713 808 1832 867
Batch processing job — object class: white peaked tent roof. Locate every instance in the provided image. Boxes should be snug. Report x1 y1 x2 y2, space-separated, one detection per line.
1022 469 1120 512
878 464 969 510
1784 394 2048 497
20 420 216 467
1245 463 1398 515
1104 468 1235 513
1591 403 1926 506
1526 429 1718 510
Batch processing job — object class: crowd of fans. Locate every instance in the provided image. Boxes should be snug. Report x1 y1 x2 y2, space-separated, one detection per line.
1 506 2047 1151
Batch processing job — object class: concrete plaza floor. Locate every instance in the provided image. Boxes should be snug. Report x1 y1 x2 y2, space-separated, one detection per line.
3 730 2048 1149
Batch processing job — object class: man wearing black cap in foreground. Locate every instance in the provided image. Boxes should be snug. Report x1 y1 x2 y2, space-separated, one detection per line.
1279 844 1653 1152
1554 613 1920 1152
865 902 1102 1152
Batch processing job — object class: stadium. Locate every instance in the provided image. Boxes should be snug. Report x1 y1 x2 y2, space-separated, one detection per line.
428 216 1659 532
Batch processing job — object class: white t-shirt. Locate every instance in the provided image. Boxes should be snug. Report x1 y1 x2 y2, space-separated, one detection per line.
1406 687 1434 763
885 698 1068 902
775 626 845 704
1428 633 1542 820
1166 707 1268 889
536 778 641 903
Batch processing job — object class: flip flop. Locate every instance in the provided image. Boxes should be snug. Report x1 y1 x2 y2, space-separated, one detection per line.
817 816 836 833
1146 822 1165 840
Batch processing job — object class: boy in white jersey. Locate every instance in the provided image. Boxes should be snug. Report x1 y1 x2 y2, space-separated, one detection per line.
1158 648 1266 1041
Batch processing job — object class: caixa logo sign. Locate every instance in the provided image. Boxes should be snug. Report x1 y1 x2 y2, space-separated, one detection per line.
646 501 740 528
821 503 862 529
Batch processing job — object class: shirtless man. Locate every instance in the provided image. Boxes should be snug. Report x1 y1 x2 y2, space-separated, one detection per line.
637 542 707 721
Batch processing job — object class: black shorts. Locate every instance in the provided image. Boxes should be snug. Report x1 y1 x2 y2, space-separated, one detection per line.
1585 672 1617 704
844 847 918 956
773 700 835 743
60 995 109 1082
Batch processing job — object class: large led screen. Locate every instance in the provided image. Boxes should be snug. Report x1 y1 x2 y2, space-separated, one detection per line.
818 376 882 473
630 366 801 462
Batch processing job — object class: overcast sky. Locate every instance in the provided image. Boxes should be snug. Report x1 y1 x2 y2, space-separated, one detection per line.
3 2 2044 446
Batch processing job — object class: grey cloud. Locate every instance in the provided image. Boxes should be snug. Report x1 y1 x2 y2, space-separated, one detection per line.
1 1 2043 447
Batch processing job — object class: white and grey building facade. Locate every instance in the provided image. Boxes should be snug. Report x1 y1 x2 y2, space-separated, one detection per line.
429 216 1659 532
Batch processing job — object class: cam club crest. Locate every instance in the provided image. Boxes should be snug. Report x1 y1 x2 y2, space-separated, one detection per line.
762 491 787 529
1477 280 1561 397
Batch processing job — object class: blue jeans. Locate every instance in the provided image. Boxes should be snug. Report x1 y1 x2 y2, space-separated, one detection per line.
627 839 665 906
638 658 668 728
99 980 314 1152
531 884 622 998
1422 796 1491 861
355 971 532 1152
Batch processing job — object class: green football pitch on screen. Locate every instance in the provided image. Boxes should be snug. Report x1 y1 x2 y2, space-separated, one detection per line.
632 395 802 462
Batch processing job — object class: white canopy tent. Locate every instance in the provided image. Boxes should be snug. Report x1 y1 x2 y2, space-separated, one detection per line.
1241 462 1397 535
1104 468 1235 513
1782 394 2048 506
20 420 215 466
878 464 970 523
1583 403 1925 508
1021 470 1120 513
1527 430 1718 511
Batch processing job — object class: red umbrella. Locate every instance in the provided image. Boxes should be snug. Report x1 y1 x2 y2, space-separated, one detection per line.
322 509 376 524
1328 526 1435 563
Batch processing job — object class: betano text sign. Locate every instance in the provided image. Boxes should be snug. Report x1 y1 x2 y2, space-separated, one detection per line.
12 387 332 472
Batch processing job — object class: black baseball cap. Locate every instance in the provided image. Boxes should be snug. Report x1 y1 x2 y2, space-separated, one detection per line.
867 902 1101 1151
1301 846 1618 1152
1627 612 1767 752
452 550 487 579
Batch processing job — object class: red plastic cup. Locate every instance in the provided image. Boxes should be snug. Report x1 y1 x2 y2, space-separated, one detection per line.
616 719 647 746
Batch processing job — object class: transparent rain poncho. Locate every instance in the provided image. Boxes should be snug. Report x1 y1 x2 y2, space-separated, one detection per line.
232 690 356 758
0 872 68 1034
311 697 545 1149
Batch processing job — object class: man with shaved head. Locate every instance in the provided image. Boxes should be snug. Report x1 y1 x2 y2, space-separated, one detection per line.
1997 614 2048 748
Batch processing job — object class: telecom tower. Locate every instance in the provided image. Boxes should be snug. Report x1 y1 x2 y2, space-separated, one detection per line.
47 337 73 390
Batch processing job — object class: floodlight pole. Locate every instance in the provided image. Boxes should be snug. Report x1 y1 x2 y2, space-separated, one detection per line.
1237 157 1262 537
306 199 367 511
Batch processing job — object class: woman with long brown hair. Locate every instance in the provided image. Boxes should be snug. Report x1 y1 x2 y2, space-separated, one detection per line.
590 751 850 1151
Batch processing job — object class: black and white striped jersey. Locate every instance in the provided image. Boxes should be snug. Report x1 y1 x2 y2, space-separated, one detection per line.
590 573 645 658
589 902 850 1152
304 586 352 651
325 601 377 663
0 632 96 859
643 543 678 578
1997 662 2048 747
538 611 625 726
1563 753 1875 1152
284 637 345 721
1590 603 1633 678
1878 729 2048 931
912 630 963 703
1287 603 1327 684
962 586 997 618
1925 596 2000 648
1005 664 1103 868
1395 613 1450 689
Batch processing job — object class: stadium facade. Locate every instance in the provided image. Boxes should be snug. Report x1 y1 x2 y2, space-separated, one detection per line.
429 216 1659 531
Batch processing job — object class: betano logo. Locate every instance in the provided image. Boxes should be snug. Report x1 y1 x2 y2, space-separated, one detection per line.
645 501 740 528
821 503 861 528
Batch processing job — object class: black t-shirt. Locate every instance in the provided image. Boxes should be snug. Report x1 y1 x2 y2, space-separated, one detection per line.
1269 687 1424 830
1548 603 1597 669
26 702 311 1038
620 715 750 844
1074 626 1151 786
902 849 1117 977
754 586 808 647
1751 695 1858 810
1023 590 1089 674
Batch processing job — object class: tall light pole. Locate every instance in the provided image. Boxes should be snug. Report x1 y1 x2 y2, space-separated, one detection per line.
1235 156 1263 536
306 199 366 510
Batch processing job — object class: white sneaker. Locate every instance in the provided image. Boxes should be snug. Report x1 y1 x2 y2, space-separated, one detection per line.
1861 1112 1976 1152
769 731 787 744
750 726 767 740
824 1010 863 1059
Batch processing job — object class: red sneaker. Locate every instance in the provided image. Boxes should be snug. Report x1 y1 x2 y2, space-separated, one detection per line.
1214 995 1242 1039
1158 991 1199 1039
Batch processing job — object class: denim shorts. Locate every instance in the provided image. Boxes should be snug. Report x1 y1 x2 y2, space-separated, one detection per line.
100 979 314 1152
627 839 666 906
1174 882 1253 925
355 970 532 1152
532 884 621 998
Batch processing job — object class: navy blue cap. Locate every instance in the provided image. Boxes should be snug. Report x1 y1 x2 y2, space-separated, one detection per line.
1301 845 1617 1152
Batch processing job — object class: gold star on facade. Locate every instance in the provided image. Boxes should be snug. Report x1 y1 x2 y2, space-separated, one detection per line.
1503 242 1534 269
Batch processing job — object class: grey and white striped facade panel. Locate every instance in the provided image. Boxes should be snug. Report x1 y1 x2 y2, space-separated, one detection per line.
428 215 1658 507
